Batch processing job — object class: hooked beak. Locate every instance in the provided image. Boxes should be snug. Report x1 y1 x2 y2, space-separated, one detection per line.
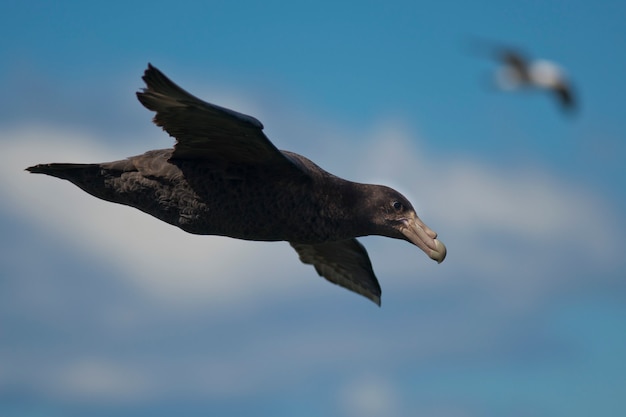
400 214 447 263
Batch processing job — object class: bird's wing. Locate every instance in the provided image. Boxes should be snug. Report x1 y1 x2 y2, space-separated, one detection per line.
554 83 576 111
466 37 528 73
499 49 530 80
502 50 527 69
136 64 304 175
290 239 382 305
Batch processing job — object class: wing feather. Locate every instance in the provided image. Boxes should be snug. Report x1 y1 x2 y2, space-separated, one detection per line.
136 64 303 175
290 239 382 305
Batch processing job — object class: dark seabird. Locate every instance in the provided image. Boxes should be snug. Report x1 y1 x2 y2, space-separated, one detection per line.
26 64 446 306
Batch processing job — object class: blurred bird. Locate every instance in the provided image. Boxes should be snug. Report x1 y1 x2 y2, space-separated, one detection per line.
471 40 577 112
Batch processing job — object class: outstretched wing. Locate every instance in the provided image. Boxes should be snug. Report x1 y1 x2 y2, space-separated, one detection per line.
554 83 576 111
290 239 382 306
136 64 303 174
500 49 529 75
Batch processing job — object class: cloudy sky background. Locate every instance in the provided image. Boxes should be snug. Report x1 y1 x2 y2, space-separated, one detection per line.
1 1 625 416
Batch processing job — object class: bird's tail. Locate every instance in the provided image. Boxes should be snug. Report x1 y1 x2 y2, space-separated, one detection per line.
26 163 99 181
26 163 100 188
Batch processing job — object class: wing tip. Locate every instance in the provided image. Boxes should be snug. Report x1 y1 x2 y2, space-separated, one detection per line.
135 63 265 130
141 62 166 89
314 263 382 306
136 63 189 108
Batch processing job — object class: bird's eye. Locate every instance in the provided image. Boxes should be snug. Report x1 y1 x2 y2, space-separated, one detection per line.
392 201 403 211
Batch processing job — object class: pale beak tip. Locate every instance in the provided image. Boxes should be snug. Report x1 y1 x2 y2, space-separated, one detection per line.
430 239 447 263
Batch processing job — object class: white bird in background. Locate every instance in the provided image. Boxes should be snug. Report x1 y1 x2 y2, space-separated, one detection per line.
470 40 577 113
495 48 576 111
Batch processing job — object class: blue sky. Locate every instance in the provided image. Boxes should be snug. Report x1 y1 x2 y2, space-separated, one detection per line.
1 1 625 416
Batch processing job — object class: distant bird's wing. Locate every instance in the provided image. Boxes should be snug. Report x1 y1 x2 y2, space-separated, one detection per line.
498 49 531 82
136 64 304 175
554 83 576 110
466 37 529 74
501 50 527 70
290 239 382 305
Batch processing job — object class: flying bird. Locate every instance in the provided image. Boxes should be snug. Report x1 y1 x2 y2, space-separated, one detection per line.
26 64 446 306
471 40 577 112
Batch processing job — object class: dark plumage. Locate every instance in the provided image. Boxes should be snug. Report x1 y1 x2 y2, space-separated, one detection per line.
26 64 446 305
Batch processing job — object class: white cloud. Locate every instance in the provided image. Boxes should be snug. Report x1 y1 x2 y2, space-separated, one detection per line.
354 121 618 252
338 374 400 417
347 122 621 297
337 374 481 417
51 358 154 403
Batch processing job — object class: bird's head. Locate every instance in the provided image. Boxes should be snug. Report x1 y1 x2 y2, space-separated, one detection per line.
364 185 447 263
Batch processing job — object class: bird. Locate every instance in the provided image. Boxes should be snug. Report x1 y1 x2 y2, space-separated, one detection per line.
470 40 577 112
26 64 446 306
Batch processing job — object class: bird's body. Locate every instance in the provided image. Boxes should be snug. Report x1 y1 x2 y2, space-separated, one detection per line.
27 64 446 305
34 149 383 244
